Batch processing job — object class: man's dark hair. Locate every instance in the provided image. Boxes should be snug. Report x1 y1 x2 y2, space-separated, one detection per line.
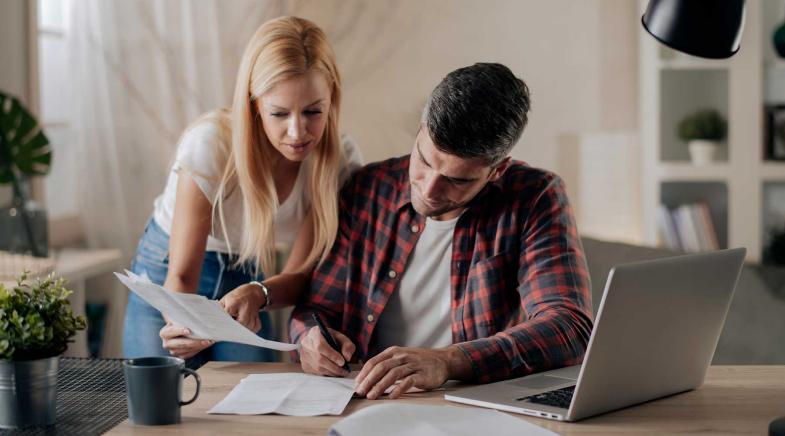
422 63 530 166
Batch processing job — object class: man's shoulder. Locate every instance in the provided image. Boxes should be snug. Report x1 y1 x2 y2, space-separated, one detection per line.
345 155 410 190
499 160 564 196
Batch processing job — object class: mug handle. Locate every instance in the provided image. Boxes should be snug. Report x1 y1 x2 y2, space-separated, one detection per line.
179 368 201 406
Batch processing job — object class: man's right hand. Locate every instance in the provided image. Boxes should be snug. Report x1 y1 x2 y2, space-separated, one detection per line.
299 325 355 377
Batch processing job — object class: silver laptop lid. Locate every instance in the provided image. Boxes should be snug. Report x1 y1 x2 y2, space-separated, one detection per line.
567 248 746 421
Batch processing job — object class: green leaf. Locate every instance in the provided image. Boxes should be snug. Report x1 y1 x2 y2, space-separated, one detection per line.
0 91 51 184
0 272 86 360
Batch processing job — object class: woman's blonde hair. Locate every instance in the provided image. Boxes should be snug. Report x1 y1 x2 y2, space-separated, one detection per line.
210 16 342 277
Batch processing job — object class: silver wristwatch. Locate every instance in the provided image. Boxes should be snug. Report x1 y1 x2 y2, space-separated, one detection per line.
249 281 272 311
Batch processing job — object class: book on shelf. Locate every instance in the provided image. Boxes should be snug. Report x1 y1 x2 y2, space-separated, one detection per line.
657 205 681 250
696 203 720 250
656 203 719 252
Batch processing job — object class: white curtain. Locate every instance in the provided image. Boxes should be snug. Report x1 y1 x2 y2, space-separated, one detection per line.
68 0 279 255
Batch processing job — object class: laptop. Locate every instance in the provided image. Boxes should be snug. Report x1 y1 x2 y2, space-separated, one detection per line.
445 248 746 422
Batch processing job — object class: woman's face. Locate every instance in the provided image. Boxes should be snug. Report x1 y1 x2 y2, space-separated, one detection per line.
257 69 331 163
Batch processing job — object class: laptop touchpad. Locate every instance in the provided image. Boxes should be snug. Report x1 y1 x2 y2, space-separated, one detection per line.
511 375 572 390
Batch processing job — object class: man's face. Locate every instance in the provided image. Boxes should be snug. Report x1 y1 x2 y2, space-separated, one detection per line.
409 126 508 221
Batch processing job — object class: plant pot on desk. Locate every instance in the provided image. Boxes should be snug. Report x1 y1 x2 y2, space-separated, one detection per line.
688 139 719 166
0 356 59 428
0 273 86 429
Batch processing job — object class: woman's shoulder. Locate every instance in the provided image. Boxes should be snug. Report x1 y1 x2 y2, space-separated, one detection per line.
178 110 231 154
174 110 232 181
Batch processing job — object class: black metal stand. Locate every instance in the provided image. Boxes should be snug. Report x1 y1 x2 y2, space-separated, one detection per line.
0 357 129 436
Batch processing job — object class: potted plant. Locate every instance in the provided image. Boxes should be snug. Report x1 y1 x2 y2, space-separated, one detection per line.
677 109 728 166
0 272 86 429
0 91 52 257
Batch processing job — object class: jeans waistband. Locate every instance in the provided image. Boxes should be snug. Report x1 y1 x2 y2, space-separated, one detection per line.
144 216 260 276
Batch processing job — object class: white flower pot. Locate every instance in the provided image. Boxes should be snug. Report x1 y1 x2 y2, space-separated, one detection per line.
688 140 719 166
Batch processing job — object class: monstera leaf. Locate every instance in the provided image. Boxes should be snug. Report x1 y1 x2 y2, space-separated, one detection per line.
0 91 51 184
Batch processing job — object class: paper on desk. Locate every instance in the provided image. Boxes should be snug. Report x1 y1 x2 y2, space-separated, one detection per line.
328 403 558 436
208 373 355 416
115 271 299 352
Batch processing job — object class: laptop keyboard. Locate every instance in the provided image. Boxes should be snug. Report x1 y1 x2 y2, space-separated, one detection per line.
517 385 575 409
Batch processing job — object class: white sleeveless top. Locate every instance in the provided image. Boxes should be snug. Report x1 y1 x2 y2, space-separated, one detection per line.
151 120 363 254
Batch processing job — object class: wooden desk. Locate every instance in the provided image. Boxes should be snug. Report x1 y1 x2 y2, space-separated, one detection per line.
109 363 785 435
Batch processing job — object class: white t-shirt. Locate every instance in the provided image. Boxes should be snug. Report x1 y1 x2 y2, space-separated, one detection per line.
152 119 363 254
372 216 458 354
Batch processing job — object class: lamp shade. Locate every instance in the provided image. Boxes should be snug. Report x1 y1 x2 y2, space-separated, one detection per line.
642 0 746 59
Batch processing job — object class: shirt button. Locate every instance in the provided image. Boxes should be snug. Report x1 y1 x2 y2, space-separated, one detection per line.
388 270 397 279
411 224 420 233
367 314 375 323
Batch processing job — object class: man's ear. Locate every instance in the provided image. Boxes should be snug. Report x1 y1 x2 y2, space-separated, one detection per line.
488 157 511 182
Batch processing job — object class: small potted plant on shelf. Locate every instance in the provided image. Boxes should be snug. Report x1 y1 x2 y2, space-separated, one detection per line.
0 272 86 429
677 109 728 166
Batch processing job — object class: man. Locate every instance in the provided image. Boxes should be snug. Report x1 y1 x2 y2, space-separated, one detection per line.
289 63 593 400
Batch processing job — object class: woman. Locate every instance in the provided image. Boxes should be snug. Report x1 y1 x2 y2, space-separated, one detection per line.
123 16 361 365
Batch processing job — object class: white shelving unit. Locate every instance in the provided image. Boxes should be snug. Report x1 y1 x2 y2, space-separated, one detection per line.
654 163 731 183
639 0 782 263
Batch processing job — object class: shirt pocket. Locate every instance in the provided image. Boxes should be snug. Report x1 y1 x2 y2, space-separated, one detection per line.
464 251 521 337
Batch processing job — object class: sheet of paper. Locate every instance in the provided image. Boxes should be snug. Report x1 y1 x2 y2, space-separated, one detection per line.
115 271 299 351
328 403 558 436
208 373 355 416
116 273 205 334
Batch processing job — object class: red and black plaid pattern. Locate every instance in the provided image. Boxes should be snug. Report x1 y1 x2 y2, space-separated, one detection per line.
289 155 593 383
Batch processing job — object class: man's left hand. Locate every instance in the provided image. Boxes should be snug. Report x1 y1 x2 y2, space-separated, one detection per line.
354 346 462 399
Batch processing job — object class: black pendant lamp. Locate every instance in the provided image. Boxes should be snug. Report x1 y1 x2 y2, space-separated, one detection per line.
642 0 746 59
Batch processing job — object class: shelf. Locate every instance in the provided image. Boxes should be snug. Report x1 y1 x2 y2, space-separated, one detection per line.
655 163 730 182
640 0 767 262
760 162 785 181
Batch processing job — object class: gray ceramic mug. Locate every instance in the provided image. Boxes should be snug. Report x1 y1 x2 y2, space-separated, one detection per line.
123 356 201 425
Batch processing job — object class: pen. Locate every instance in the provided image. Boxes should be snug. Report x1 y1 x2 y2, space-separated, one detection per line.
311 312 351 372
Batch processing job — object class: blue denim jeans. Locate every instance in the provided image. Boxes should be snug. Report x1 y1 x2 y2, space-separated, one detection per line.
122 218 275 366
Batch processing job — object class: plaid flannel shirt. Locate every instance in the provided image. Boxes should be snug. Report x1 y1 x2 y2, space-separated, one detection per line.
289 155 593 383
